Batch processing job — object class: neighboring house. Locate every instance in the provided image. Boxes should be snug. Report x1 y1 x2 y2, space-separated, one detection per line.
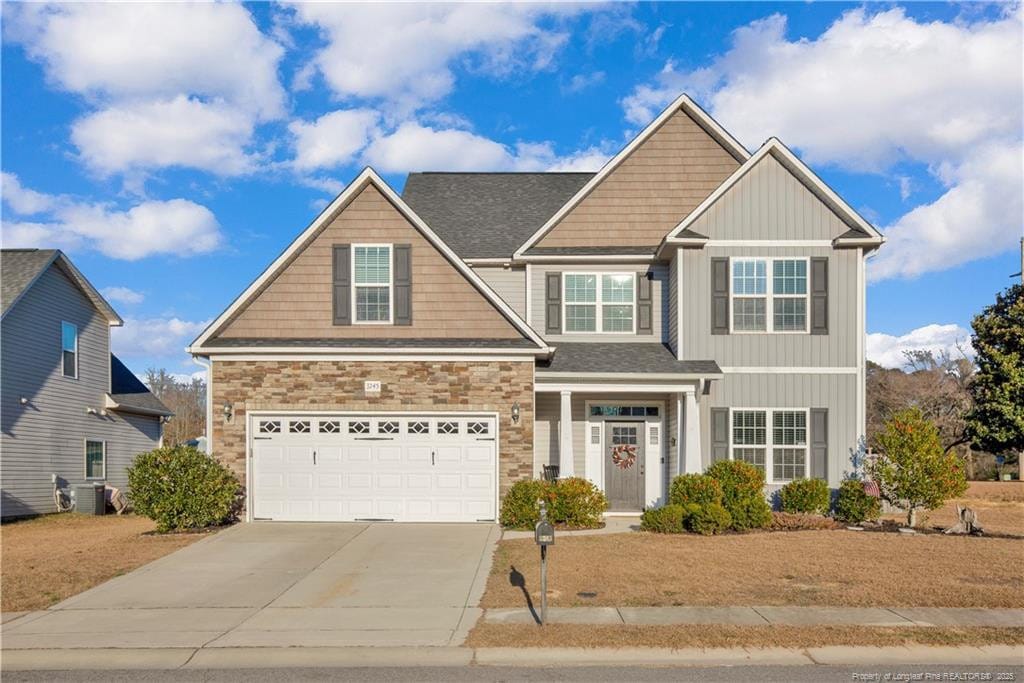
188 93 883 523
1 249 171 518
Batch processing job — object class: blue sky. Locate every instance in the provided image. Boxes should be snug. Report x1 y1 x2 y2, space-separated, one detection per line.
2 2 1021 379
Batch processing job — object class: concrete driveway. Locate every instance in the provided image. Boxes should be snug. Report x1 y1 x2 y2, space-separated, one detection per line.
1 522 499 649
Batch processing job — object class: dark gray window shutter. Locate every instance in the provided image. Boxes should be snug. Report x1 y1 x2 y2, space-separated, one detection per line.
332 244 351 326
810 408 828 480
636 271 653 335
545 272 561 334
393 244 412 326
811 257 828 335
711 257 729 335
711 408 729 463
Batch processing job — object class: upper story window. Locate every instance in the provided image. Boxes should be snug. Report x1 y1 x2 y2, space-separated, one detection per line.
731 408 808 483
353 245 392 323
731 258 808 333
61 321 78 378
563 273 635 334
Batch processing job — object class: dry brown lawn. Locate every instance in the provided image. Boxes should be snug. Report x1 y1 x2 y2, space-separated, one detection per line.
1 514 211 612
467 624 1024 649
483 531 1024 610
882 482 1024 535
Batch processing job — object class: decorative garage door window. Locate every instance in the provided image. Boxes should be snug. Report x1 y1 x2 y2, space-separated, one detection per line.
408 421 429 434
259 420 281 434
378 420 399 434
289 420 311 434
348 420 370 434
438 421 459 434
319 420 341 433
590 406 659 417
467 421 489 435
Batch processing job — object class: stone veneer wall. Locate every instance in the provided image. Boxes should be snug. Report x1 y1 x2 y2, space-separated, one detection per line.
211 359 534 497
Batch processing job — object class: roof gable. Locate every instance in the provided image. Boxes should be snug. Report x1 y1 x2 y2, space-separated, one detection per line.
191 169 548 352
1 249 121 324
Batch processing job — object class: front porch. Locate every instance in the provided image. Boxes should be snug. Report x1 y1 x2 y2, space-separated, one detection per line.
533 343 722 511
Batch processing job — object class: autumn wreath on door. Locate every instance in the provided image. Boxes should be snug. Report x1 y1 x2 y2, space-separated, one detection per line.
611 444 638 469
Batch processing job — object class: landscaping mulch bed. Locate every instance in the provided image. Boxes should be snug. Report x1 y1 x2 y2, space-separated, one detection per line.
0 514 214 612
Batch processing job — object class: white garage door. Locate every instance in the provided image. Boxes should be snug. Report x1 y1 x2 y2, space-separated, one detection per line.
250 414 497 522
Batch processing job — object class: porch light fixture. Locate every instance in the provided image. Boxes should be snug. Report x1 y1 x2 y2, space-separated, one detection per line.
511 401 521 424
223 403 233 421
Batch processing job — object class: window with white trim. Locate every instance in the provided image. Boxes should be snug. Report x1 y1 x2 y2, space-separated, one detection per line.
731 258 808 333
85 440 105 479
563 273 635 333
61 321 78 378
730 409 809 483
353 244 392 323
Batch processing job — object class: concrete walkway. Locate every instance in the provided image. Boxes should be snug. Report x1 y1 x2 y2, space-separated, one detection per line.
483 606 1024 627
502 515 641 540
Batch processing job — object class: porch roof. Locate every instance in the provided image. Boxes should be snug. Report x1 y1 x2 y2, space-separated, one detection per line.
537 343 721 378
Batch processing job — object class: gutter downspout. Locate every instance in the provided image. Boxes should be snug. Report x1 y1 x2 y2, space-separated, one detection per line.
192 355 212 454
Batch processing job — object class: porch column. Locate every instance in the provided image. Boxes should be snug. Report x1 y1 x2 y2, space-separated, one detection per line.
683 389 702 474
559 390 575 477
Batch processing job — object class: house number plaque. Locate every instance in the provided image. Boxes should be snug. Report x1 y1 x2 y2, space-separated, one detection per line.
364 380 382 394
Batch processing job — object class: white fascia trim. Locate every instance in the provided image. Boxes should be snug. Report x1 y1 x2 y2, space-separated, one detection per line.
537 383 697 393
194 345 543 356
537 371 719 381
191 167 550 352
513 93 749 258
721 366 858 375
208 354 537 362
517 254 659 263
465 258 516 266
707 240 834 248
663 138 885 250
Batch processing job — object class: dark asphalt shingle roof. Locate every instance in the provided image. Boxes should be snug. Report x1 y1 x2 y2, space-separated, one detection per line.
1 249 58 314
538 343 721 375
401 172 594 259
109 354 172 416
203 337 541 348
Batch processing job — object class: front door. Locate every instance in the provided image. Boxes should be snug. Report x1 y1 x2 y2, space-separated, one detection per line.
604 422 645 511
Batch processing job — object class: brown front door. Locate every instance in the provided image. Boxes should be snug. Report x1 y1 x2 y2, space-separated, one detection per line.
604 422 645 511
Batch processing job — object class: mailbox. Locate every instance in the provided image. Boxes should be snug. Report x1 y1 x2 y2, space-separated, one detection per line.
535 519 555 546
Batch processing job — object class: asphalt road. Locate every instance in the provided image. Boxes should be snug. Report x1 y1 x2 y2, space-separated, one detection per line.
6 665 1023 682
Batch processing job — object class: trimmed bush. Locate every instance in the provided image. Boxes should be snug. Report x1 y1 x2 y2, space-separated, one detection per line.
128 446 241 533
835 479 882 524
778 478 831 515
640 504 687 533
669 474 723 507
770 512 840 531
499 478 607 530
705 460 772 531
683 502 733 535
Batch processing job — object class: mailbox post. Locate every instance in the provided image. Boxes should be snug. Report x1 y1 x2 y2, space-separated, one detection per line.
534 499 555 625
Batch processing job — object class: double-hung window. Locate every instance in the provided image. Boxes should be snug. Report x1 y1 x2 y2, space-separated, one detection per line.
61 321 78 378
85 440 105 480
731 258 808 332
563 273 635 333
353 245 392 323
730 409 809 483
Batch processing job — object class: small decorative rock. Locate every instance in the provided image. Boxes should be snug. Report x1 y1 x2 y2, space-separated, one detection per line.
846 526 864 531
898 527 916 534
943 505 983 535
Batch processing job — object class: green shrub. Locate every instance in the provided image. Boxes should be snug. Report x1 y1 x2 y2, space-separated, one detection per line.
128 446 241 533
705 460 772 531
499 477 607 530
835 479 882 524
668 474 723 507
640 504 687 533
683 502 733 535
778 478 831 514
549 477 608 529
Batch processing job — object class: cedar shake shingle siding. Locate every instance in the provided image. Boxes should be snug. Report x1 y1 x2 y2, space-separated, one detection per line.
215 185 524 341
535 108 741 249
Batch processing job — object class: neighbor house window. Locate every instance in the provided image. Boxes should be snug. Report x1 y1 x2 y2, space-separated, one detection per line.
731 258 808 333
85 440 105 479
353 244 392 323
730 409 809 483
61 321 78 378
563 273 635 333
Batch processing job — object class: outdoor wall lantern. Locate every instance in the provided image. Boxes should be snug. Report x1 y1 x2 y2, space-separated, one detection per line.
511 401 521 424
222 403 233 422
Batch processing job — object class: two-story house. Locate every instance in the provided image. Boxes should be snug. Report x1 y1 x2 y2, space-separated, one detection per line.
1 249 170 518
187 94 883 522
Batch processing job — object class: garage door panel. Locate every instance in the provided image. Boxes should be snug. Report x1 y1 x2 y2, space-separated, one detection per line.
465 473 492 491
376 472 402 489
376 446 402 462
347 473 372 489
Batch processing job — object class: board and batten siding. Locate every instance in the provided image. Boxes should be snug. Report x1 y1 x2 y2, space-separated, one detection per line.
700 373 858 488
529 264 669 344
0 266 161 517
471 265 526 318
667 255 679 356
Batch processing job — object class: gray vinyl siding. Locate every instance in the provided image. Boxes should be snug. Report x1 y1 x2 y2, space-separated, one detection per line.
1 265 161 517
529 264 669 343
473 265 526 318
678 246 858 367
667 255 678 355
665 397 678 487
699 373 858 488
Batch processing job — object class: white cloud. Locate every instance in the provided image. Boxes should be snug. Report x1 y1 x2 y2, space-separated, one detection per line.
1 172 59 215
111 316 210 359
867 323 974 369
71 97 258 177
288 3 586 111
101 286 144 305
289 109 380 171
0 174 222 260
623 8 1024 280
563 71 606 94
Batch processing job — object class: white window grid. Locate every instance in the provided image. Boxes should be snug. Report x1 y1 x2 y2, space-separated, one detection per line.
408 421 430 435
319 420 341 434
467 421 489 435
84 439 106 480
352 244 393 324
259 420 281 434
729 408 810 484
438 421 459 435
378 420 400 434
289 420 311 434
348 420 370 434
729 258 810 334
561 272 636 334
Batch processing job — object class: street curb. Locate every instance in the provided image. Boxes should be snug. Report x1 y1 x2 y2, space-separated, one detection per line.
1 648 196 671
473 647 815 667
186 646 474 669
